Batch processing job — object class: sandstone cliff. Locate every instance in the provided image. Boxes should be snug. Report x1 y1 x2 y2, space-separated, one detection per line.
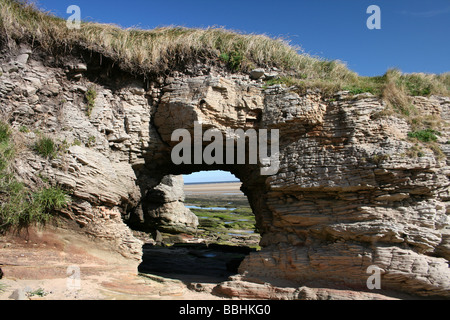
0 0 449 299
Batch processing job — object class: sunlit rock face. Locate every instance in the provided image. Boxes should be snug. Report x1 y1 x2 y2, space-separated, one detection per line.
2 42 449 297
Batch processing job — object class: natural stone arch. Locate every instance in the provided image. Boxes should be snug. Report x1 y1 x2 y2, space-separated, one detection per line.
126 73 450 298
1 39 448 298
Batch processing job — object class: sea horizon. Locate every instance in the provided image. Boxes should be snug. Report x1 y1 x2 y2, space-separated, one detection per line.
184 180 241 186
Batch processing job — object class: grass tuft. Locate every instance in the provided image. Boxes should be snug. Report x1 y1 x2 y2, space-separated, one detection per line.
0 121 70 232
33 136 57 159
85 86 97 117
407 129 440 143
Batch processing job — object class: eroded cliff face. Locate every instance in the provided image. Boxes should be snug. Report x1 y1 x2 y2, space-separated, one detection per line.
1 42 449 298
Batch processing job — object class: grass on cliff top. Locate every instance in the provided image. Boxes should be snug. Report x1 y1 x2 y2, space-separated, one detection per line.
0 0 355 79
1 0 449 99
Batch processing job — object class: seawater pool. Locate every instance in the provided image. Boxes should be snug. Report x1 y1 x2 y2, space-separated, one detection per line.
185 205 236 211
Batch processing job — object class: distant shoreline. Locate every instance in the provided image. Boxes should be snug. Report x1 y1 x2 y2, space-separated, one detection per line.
184 180 240 185
184 182 243 195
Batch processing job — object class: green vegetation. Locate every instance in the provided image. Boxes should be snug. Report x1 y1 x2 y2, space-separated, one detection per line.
19 125 29 133
86 135 96 147
0 122 13 164
393 104 418 118
407 129 440 143
404 127 446 160
33 135 73 159
192 207 255 231
0 283 8 293
26 288 49 298
85 86 97 117
0 121 70 232
264 68 449 99
341 75 386 96
219 50 245 71
406 129 445 159
1 184 69 231
428 142 446 160
33 136 57 159
398 73 435 96
185 195 259 247
0 121 11 143
264 76 305 88
31 186 68 214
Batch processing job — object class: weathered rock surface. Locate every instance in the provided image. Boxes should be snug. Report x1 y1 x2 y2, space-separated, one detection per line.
213 275 400 300
152 74 450 298
0 226 140 281
136 175 199 233
1 41 449 299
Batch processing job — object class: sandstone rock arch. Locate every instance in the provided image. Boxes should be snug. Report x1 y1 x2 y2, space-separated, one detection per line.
127 74 450 297
1 42 449 298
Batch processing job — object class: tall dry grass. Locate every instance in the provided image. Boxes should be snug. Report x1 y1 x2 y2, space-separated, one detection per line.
0 0 356 80
0 0 448 99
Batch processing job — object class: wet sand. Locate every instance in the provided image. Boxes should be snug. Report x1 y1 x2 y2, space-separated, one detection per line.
184 182 243 195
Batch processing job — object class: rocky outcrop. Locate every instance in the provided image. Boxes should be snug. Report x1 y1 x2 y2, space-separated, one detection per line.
1 44 158 261
151 74 450 298
134 175 199 233
212 275 400 300
1 40 449 299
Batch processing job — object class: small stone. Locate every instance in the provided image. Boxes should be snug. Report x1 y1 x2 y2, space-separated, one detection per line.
33 104 44 113
264 71 279 80
16 54 29 64
107 132 131 143
165 77 175 84
7 65 19 73
250 68 265 80
72 73 83 80
74 63 88 72
129 86 145 95
42 83 61 96
73 85 88 93
24 76 42 89
154 230 163 243
9 289 27 300
23 85 37 97
19 45 32 54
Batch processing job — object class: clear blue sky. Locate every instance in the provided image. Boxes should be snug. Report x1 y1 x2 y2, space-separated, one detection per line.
34 0 450 183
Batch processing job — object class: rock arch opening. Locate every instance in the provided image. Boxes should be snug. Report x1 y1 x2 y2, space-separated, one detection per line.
135 169 262 284
183 170 260 247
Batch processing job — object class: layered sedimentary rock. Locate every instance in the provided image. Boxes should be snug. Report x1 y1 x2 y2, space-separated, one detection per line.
1 41 449 298
133 175 199 233
151 74 450 297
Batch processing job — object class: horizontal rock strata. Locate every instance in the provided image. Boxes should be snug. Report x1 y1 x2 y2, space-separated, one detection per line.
1 41 449 299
